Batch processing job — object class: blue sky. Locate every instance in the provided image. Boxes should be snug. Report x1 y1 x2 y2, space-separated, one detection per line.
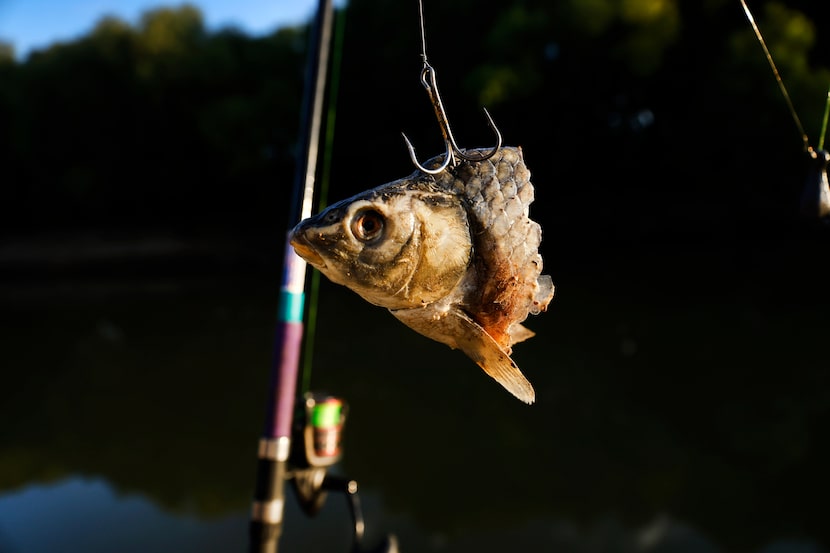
0 0 330 59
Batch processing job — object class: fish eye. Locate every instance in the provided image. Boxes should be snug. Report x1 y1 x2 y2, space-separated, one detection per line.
351 209 384 241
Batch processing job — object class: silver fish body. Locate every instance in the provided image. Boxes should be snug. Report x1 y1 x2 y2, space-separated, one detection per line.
289 146 554 403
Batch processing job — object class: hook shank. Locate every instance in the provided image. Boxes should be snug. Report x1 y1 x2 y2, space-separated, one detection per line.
402 0 502 174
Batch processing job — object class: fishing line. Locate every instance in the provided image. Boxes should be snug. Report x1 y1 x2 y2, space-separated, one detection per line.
818 87 830 151
739 0 812 153
417 0 428 65
301 5 347 393
404 0 502 173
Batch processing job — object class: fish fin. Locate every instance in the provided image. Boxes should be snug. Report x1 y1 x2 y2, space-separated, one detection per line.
509 324 535 346
390 307 536 404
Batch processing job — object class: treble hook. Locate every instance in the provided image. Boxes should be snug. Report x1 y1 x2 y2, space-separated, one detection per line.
401 0 502 174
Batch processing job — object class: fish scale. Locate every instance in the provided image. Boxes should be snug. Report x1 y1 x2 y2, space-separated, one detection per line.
290 146 554 403
445 147 548 339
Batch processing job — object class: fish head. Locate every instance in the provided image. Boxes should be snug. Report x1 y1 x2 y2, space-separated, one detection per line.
289 183 473 310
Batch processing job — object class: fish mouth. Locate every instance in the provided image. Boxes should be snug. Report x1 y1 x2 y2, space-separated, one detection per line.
290 232 326 268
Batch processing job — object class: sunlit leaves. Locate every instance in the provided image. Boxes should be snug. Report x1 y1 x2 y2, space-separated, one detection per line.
731 2 816 75
564 0 680 74
470 4 547 106
621 0 674 24
1 0 828 232
568 0 616 36
728 1 829 138
0 3 309 229
133 4 206 81
92 15 132 38
138 4 205 57
621 0 680 74
768 2 815 76
0 41 14 64
469 64 524 107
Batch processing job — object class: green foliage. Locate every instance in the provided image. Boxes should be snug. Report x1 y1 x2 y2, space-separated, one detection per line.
1 1 829 234
567 0 616 36
0 5 307 231
560 0 681 73
0 40 14 63
726 2 830 147
620 0 681 74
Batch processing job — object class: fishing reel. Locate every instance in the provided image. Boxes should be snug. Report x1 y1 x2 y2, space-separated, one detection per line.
289 392 347 515
293 392 347 470
289 392 399 553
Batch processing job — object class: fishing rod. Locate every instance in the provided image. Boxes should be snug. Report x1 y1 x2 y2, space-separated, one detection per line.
247 0 335 549
739 0 830 221
247 1 399 552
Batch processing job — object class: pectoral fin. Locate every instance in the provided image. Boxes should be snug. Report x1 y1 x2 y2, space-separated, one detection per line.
390 306 536 404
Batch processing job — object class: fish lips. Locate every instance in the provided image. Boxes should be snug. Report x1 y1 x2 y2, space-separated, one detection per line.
289 228 326 268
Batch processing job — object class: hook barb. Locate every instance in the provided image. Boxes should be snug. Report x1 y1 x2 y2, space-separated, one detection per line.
403 0 502 173
455 107 503 162
403 62 503 173
402 131 452 175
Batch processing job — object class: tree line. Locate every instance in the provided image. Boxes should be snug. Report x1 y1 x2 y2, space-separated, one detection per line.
1 0 828 238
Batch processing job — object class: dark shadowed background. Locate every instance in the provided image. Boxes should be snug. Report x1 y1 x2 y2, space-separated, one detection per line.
1 1 829 552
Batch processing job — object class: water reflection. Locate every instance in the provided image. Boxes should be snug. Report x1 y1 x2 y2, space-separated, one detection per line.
0 478 247 553
1 479 825 553
1 231 829 552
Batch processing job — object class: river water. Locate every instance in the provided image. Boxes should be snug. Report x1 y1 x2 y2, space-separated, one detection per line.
1 228 828 553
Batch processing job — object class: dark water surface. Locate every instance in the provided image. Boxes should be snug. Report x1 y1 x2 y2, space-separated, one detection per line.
1 228 829 553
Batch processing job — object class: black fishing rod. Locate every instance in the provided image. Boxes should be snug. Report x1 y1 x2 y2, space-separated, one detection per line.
248 0 335 550
247 1 399 551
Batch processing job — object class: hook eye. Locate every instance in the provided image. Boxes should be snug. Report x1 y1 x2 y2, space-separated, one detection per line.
403 62 503 173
